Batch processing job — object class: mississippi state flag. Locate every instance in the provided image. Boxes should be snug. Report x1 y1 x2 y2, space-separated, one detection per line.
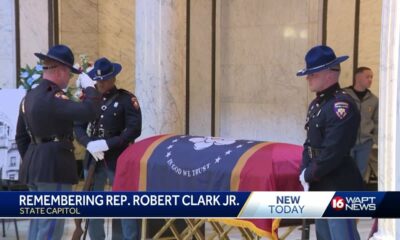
113 134 302 239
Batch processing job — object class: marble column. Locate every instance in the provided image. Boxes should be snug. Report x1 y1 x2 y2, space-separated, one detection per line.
370 0 400 239
217 0 322 144
0 0 17 88
135 0 186 139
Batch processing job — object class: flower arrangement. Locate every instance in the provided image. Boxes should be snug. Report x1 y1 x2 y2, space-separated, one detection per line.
67 54 93 100
75 54 92 73
18 64 43 91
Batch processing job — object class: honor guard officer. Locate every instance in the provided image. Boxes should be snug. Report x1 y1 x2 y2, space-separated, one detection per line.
15 44 101 240
74 57 142 240
297 45 364 240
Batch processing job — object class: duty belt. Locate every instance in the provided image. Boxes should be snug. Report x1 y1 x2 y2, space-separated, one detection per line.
32 135 73 144
307 146 321 158
95 128 121 138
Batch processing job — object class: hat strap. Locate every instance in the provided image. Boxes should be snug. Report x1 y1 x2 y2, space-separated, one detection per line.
306 58 339 72
93 66 115 80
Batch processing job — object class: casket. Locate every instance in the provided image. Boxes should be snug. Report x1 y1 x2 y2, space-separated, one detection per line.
113 134 303 239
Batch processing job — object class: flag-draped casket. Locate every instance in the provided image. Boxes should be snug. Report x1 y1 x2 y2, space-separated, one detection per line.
113 134 303 239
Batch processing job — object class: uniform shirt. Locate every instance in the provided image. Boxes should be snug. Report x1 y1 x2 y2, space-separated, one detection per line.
74 86 142 171
300 83 364 191
15 79 101 184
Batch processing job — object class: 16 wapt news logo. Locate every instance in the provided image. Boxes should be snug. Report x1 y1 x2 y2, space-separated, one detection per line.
331 196 376 211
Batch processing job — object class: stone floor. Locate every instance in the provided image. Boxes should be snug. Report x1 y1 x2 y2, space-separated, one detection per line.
0 218 374 239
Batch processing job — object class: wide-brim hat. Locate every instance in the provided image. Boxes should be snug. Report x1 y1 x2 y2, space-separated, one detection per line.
88 57 122 81
296 45 348 76
34 44 81 74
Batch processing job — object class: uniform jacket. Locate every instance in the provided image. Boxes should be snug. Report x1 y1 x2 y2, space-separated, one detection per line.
343 87 379 145
74 86 142 171
15 79 101 184
300 83 364 191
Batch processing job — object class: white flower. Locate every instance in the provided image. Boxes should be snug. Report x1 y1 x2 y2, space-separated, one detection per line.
31 83 39 89
32 73 41 80
27 77 34 85
35 64 43 71
20 71 29 78
189 137 235 150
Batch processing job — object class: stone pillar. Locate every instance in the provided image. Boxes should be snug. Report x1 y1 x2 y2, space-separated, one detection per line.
135 0 186 139
0 0 17 88
370 0 400 239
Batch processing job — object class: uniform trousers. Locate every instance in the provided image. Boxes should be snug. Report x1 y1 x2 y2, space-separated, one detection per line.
87 165 139 240
28 182 72 240
315 219 360 240
351 139 373 178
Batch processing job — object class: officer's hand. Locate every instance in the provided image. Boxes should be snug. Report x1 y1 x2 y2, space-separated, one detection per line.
299 169 309 191
87 139 109 153
86 142 104 161
77 72 96 89
91 151 104 162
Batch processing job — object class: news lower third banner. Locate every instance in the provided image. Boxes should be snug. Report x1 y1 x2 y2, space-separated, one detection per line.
1 191 399 218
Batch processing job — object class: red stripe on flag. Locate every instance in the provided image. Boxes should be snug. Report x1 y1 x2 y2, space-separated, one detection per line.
113 135 168 191
236 143 303 239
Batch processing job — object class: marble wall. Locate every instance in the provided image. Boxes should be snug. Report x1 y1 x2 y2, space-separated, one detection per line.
59 0 135 91
188 0 212 136
17 0 136 90
58 0 99 71
326 0 355 88
216 0 322 144
358 0 382 96
0 0 17 88
327 0 381 95
19 0 49 67
98 0 135 91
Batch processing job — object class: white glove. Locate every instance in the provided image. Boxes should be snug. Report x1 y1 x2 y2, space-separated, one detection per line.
299 169 309 191
91 151 104 162
87 139 109 153
76 72 96 89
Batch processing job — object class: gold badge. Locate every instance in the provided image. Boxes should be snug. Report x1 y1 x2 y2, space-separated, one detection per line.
131 97 140 110
54 91 69 100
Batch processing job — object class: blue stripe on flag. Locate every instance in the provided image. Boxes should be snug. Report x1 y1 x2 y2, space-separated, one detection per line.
146 135 261 191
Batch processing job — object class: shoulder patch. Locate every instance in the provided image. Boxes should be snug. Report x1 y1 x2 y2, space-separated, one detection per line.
54 91 69 100
131 96 140 110
333 101 349 119
118 89 140 110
